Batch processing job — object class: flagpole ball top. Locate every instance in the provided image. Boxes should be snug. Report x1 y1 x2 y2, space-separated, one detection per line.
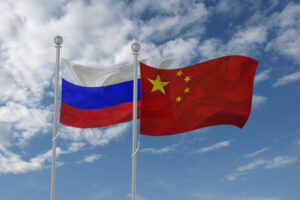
131 42 140 52
54 35 63 45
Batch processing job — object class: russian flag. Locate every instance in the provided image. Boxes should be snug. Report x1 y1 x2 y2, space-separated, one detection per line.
59 58 176 128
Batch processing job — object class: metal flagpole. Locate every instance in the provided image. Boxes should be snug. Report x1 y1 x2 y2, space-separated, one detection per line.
51 35 63 200
131 42 140 200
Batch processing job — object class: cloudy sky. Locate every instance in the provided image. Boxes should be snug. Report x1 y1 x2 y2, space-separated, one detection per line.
0 0 300 200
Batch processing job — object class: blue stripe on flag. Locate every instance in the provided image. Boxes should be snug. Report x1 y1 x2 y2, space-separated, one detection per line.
61 79 141 109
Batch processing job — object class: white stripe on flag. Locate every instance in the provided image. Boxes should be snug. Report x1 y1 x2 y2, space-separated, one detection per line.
61 58 177 87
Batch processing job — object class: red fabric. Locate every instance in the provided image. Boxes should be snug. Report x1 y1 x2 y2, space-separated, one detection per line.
60 101 141 128
140 55 258 136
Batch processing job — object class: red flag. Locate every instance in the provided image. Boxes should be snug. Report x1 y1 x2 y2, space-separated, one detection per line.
140 55 258 136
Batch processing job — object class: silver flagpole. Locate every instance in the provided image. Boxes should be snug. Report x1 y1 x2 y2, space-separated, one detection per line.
131 42 140 200
51 35 63 200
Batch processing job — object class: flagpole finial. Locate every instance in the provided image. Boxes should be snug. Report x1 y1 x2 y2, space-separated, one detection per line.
54 35 63 45
131 42 140 53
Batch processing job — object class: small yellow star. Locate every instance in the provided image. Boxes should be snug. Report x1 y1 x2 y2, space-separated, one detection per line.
176 96 182 103
184 76 191 82
184 87 190 93
147 74 169 95
176 70 183 77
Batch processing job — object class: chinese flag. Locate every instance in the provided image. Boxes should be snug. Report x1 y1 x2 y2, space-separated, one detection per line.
140 55 258 136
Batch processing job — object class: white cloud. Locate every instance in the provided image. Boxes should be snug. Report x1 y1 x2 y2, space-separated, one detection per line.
199 26 268 60
67 142 85 152
60 1 134 65
0 1 69 150
266 29 300 63
198 39 223 60
83 154 102 163
161 38 199 66
225 172 242 182
226 155 298 181
136 1 209 42
59 122 129 146
252 95 267 108
0 2 23 40
254 69 272 84
0 123 12 150
0 140 87 174
265 156 298 169
203 2 300 67
196 139 234 153
12 0 67 24
0 148 56 174
276 3 300 29
273 70 300 87
141 143 180 154
237 159 267 172
244 147 270 158
239 156 298 171
0 68 22 102
210 2 300 65
0 102 51 146
229 26 268 49
266 3 300 64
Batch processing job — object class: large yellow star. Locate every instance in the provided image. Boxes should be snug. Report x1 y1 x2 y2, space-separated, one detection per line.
147 75 169 95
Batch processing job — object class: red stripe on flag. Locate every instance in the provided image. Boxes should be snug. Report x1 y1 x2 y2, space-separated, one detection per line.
60 101 141 128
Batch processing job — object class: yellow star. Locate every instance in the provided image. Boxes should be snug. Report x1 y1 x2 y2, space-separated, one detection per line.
176 70 183 77
147 75 169 95
184 76 191 82
176 96 182 102
184 87 190 93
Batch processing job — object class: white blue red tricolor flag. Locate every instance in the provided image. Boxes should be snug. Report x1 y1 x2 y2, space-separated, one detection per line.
59 58 176 128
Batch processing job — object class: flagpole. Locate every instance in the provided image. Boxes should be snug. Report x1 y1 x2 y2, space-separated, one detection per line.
131 42 140 200
51 35 63 200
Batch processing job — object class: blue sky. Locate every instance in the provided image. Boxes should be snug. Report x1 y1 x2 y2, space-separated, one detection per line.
0 0 300 200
